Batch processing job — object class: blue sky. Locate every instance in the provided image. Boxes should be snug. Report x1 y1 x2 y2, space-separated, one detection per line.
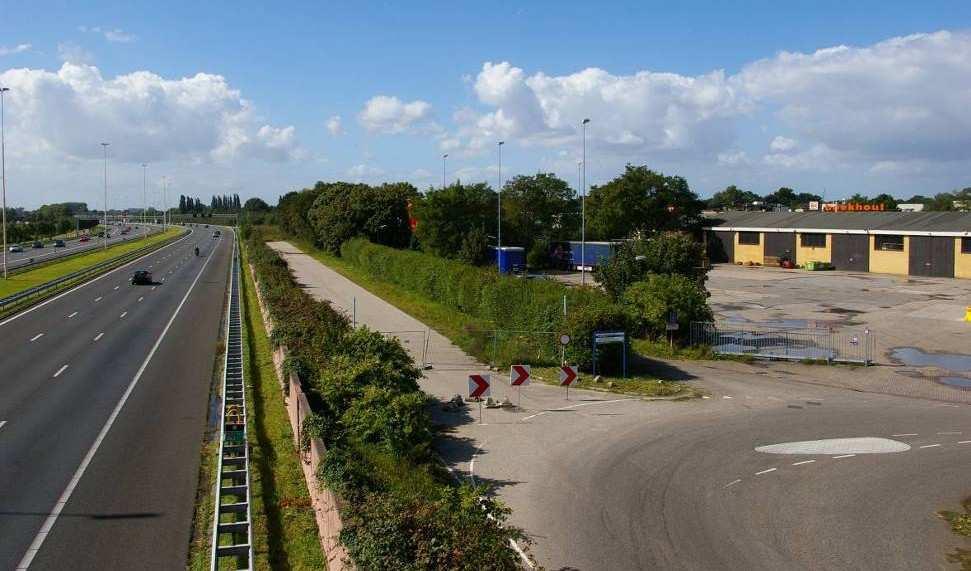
1 1 971 209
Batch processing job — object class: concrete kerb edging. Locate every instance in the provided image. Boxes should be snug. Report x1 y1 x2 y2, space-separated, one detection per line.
248 263 353 571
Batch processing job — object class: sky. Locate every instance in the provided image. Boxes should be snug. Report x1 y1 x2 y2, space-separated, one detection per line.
1 0 971 209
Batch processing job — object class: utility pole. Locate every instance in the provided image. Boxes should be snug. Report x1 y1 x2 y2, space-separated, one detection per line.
497 141 504 273
581 118 590 285
442 153 448 188
101 143 110 250
162 176 168 230
142 163 147 225
0 87 9 279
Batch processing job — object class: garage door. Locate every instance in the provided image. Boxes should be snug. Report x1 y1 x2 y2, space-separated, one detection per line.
763 232 796 264
831 234 868 272
708 231 734 263
909 236 955 277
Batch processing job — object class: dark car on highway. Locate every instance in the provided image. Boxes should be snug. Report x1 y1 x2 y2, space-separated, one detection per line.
32 241 43 248
131 270 153 285
53 239 66 247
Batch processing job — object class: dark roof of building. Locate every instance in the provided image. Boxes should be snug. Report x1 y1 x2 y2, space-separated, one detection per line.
704 210 971 233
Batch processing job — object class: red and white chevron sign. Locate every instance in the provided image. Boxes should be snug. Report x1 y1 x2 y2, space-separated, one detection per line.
510 364 531 386
559 365 578 386
468 374 491 398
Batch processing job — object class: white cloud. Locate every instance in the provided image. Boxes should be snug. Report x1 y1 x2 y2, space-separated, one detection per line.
0 62 300 163
57 42 94 64
347 163 385 181
737 30 971 162
359 95 433 134
769 136 797 152
717 150 751 166
79 26 137 43
325 115 343 136
762 143 840 170
0 43 31 56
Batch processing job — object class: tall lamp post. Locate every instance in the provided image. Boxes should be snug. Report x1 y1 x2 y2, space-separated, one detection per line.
442 153 448 188
161 176 168 230
580 118 590 285
141 163 147 225
101 143 110 250
1 86 9 279
496 140 504 272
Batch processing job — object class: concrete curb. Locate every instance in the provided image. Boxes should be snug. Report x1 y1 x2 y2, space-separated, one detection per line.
248 262 353 571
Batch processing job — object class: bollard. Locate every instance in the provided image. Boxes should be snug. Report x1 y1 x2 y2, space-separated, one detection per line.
965 306 971 322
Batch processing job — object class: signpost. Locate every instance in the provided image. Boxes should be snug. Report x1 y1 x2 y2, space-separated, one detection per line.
468 373 491 423
666 311 679 350
559 333 570 365
510 364 530 406
559 364 578 399
592 330 628 378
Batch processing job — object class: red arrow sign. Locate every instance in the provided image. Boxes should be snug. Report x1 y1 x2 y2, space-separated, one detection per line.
559 365 578 386
468 374 491 398
510 364 531 386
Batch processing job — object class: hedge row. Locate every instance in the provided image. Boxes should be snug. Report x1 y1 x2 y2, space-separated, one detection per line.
341 237 628 368
244 226 523 569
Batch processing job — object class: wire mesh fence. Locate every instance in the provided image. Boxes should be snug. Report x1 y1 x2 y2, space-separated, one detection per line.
690 321 873 365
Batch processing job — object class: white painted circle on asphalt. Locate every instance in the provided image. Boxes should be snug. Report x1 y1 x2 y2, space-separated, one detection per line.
755 437 911 455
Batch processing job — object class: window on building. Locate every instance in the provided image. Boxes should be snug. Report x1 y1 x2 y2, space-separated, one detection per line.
874 234 904 252
800 233 826 248
737 232 760 245
962 237 971 254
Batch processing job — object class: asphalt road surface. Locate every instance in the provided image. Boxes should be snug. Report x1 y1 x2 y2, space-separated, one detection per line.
3 223 159 272
0 227 231 570
269 239 971 571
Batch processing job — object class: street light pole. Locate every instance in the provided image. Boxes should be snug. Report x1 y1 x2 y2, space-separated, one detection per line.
442 153 448 188
142 163 147 225
1 87 10 279
101 142 110 250
497 141 504 272
581 118 590 285
161 176 167 230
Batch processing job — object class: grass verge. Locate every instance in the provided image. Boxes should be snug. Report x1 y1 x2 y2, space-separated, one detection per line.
240 240 327 570
270 233 696 399
941 497 971 570
0 227 182 298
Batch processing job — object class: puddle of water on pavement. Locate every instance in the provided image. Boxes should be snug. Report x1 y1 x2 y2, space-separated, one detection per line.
890 347 971 373
940 377 971 389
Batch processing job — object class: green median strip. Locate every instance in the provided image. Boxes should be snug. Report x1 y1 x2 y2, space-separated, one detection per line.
0 227 183 300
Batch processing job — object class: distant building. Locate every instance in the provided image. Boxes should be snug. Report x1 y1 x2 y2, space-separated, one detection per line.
897 203 925 212
704 211 971 279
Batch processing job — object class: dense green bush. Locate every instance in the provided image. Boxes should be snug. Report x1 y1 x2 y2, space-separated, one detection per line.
341 237 627 367
622 274 712 340
244 226 521 569
595 232 707 300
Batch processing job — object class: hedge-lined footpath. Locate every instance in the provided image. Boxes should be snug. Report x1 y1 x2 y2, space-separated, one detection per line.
341 237 627 368
244 226 524 570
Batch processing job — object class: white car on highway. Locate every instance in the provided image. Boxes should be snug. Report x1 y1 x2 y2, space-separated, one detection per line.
8 245 23 253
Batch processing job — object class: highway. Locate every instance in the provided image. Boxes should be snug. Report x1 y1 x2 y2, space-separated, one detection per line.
0 226 232 570
3 223 160 273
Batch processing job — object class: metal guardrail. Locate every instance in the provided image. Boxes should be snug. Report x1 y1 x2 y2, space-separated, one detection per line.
690 321 873 365
0 229 187 316
210 239 253 570
5 225 164 276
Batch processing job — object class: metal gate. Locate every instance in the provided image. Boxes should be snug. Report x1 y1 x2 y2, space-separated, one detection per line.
831 234 869 272
690 321 873 365
909 236 955 277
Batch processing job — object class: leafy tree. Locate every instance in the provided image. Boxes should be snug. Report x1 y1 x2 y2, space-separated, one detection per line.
763 187 796 208
278 185 325 241
870 193 898 210
499 173 576 252
707 185 760 210
848 193 868 204
413 182 496 258
459 226 490 266
308 182 416 253
594 232 707 300
584 165 704 240
622 274 712 340
243 197 270 211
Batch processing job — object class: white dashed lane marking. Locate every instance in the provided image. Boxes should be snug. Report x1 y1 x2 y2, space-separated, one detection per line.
52 365 69 378
724 479 742 488
138 297 143 302
938 431 962 435
792 460 816 466
755 468 777 476
113 286 119 290
919 444 941 449
119 312 127 319
959 441 971 444
94 296 102 302
0 420 6 431
29 333 44 342
832 454 856 459
67 312 78 318
892 433 918 437
93 332 104 342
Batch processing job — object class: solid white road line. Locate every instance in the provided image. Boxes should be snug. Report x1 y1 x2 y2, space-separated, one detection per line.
93 332 104 342
0 420 7 431
15 230 222 570
919 444 941 449
724 479 742 488
722 395 733 399
66 312 77 319
938 431 962 435
832 454 856 459
29 333 44 342
113 286 119 290
119 312 127 319
792 460 816 466
958 440 971 444
52 365 68 378
94 296 102 302
892 433 918 437
755 468 777 475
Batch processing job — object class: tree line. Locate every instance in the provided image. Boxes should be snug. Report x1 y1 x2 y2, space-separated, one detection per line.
707 184 971 211
177 193 243 214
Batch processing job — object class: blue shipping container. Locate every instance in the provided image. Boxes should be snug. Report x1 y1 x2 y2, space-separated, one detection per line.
550 241 619 269
488 246 526 273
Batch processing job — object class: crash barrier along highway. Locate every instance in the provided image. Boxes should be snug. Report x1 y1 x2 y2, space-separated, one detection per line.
248 263 353 571
210 241 254 570
690 321 874 365
0 228 188 317
6 224 163 276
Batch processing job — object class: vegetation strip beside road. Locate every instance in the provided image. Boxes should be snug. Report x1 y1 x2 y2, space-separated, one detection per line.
940 497 971 570
239 240 328 570
0 226 182 299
